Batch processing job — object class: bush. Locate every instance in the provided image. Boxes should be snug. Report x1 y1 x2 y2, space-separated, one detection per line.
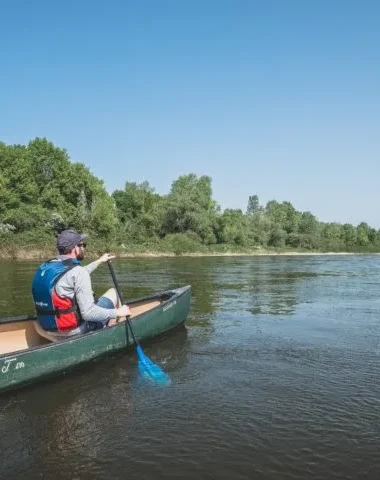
162 232 206 255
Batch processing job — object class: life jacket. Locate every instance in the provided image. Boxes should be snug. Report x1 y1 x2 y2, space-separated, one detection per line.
31 258 82 332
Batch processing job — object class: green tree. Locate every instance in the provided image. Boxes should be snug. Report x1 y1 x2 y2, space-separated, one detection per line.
216 209 251 246
246 195 261 215
342 223 357 248
267 228 287 247
298 211 319 235
161 174 219 244
321 223 344 250
356 222 370 246
0 138 118 238
112 181 163 241
264 200 300 234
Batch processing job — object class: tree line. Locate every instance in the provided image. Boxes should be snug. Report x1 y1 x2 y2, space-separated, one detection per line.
0 138 379 253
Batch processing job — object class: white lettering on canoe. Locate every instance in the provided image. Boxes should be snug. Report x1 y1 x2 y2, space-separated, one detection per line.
1 358 25 374
163 300 176 312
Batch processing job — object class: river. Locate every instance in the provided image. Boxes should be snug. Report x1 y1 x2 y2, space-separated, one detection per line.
1 255 380 479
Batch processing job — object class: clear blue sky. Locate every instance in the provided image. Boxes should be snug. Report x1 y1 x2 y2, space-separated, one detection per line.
1 0 379 226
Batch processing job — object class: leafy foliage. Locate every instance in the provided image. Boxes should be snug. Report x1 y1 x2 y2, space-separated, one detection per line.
1 138 379 253
0 138 118 238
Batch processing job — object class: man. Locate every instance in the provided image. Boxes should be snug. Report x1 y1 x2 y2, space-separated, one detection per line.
31 228 130 342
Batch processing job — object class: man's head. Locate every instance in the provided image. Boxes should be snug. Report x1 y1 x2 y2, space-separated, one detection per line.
56 229 88 260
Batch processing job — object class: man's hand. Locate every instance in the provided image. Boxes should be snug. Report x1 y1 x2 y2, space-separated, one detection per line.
116 305 130 318
98 253 116 264
108 306 130 327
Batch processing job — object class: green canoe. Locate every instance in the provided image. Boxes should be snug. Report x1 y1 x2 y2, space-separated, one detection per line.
0 285 191 393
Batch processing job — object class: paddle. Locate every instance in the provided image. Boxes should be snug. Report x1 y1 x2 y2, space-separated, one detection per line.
107 260 171 386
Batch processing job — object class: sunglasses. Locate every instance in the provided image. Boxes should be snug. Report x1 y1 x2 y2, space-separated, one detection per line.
77 243 87 248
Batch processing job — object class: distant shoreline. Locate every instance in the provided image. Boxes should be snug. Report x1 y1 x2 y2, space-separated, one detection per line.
0 248 377 261
117 251 374 258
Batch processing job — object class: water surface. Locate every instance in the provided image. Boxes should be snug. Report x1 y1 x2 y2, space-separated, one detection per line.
1 255 380 479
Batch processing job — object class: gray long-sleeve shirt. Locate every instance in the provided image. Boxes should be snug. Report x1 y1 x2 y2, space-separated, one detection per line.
55 256 117 323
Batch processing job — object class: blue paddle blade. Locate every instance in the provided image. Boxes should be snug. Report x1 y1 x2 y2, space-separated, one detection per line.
136 345 171 386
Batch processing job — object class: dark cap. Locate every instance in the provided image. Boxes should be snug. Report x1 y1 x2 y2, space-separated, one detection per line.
56 229 88 251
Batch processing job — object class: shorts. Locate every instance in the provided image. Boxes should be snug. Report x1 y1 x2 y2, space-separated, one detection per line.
96 296 115 309
85 295 116 331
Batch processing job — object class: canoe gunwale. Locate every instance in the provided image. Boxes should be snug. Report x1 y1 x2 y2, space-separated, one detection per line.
0 285 191 360
0 289 176 326
0 314 37 325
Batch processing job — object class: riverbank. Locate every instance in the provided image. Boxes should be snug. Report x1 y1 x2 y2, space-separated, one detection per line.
0 246 374 261
1 230 379 260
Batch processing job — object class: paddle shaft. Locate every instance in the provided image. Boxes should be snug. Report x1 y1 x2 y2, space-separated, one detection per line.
107 260 171 385
107 260 139 345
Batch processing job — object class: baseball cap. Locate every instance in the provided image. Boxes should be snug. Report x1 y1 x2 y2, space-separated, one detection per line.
56 229 88 251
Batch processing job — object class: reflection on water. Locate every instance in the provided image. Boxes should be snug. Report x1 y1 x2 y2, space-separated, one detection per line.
1 255 380 480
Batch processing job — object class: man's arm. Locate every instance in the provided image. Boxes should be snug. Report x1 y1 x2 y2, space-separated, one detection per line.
74 268 117 324
84 253 115 275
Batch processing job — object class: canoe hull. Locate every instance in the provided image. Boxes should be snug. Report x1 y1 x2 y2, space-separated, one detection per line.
0 285 191 393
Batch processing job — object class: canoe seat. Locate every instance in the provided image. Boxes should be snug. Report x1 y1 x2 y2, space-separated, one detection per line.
32 321 85 343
